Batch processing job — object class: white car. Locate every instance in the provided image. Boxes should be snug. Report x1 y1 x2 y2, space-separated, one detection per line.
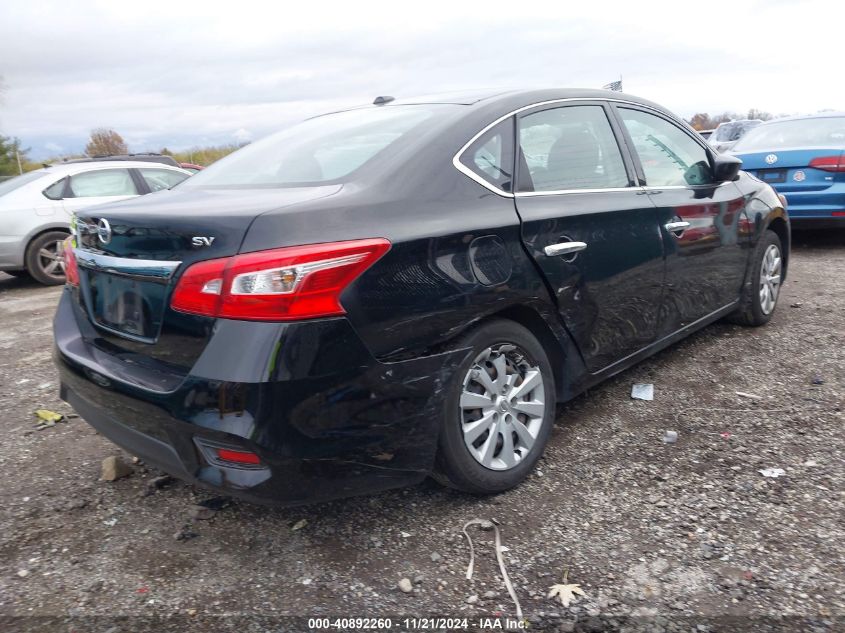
709 119 763 153
0 161 191 284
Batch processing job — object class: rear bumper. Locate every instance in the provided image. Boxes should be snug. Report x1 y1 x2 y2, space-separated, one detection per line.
53 288 469 505
780 188 845 221
788 215 845 228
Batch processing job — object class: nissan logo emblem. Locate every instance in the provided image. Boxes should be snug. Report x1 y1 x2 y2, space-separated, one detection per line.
97 218 112 245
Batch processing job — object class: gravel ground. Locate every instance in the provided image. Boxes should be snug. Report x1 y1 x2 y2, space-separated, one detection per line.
0 229 842 633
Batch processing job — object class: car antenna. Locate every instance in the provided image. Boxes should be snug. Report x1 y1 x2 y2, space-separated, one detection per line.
373 95 395 105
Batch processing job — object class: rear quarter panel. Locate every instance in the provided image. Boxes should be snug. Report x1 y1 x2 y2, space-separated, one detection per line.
242 173 565 362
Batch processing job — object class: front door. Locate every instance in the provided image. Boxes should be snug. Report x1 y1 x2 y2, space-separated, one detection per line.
514 102 665 373
614 106 751 336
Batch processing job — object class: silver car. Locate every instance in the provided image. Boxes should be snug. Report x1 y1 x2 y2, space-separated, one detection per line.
0 161 190 284
709 119 763 153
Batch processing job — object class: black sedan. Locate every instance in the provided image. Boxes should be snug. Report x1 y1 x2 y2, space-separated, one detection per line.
54 89 789 504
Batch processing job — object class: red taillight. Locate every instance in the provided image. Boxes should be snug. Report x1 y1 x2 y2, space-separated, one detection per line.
832 211 845 217
63 236 79 287
808 155 845 172
170 257 227 316
171 238 391 321
215 448 261 465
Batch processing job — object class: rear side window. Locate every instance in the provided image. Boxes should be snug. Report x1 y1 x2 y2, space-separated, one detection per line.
43 177 67 200
459 119 514 192
517 105 628 192
68 169 138 198
140 168 189 192
619 109 714 186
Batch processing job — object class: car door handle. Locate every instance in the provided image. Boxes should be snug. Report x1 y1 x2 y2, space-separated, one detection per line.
544 241 588 257
664 221 690 235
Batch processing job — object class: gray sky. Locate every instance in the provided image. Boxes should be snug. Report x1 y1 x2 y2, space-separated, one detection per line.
1 0 842 159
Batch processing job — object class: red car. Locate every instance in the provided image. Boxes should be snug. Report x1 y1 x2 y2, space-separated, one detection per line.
179 163 204 174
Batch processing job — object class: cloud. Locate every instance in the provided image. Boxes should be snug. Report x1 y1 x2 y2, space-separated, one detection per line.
232 128 252 144
0 0 842 159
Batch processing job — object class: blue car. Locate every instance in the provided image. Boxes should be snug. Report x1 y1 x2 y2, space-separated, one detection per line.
731 112 845 225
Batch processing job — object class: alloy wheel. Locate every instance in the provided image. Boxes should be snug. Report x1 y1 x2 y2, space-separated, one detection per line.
37 240 67 280
459 343 546 471
759 244 781 315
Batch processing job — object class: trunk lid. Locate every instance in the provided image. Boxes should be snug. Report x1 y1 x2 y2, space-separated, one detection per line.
71 185 341 371
733 148 843 193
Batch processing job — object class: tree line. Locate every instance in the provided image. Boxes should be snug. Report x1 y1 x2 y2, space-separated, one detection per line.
0 127 243 178
686 109 775 130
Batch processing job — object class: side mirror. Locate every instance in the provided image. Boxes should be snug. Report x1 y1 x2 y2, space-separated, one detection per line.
712 152 742 182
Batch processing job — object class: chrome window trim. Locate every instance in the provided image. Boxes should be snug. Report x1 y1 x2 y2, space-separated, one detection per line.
73 248 181 283
641 181 733 191
452 97 706 197
515 187 636 198
613 102 716 156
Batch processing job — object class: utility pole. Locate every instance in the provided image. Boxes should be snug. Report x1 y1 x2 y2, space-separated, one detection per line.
15 149 22 175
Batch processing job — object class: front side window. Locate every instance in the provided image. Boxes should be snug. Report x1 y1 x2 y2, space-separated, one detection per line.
517 105 628 192
459 119 514 192
68 169 138 198
620 109 714 186
140 168 189 192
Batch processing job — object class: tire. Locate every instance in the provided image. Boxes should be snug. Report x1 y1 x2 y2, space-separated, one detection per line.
24 231 69 286
434 319 556 494
727 229 783 326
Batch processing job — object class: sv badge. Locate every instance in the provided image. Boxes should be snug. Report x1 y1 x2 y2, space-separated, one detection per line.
191 236 216 247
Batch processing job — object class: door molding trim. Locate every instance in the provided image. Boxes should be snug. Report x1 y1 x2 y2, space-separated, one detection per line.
589 301 739 380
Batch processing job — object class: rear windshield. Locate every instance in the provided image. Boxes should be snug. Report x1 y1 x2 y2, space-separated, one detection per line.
184 105 457 188
732 117 845 152
0 170 46 197
712 120 761 142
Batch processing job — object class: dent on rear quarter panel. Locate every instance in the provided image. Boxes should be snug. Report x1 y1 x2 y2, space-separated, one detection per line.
333 178 559 360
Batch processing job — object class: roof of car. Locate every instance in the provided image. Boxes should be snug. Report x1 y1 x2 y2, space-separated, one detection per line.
389 87 666 110
760 111 845 123
389 89 519 105
716 119 763 126
60 153 180 166
34 161 189 177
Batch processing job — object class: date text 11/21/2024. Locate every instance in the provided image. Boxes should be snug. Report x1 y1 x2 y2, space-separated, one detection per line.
307 617 527 630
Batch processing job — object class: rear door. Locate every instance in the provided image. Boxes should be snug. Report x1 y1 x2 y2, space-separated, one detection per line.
514 101 665 373
65 168 140 209
614 106 750 337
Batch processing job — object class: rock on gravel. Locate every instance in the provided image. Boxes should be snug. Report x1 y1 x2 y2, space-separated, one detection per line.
100 456 133 481
398 578 413 593
189 505 217 520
